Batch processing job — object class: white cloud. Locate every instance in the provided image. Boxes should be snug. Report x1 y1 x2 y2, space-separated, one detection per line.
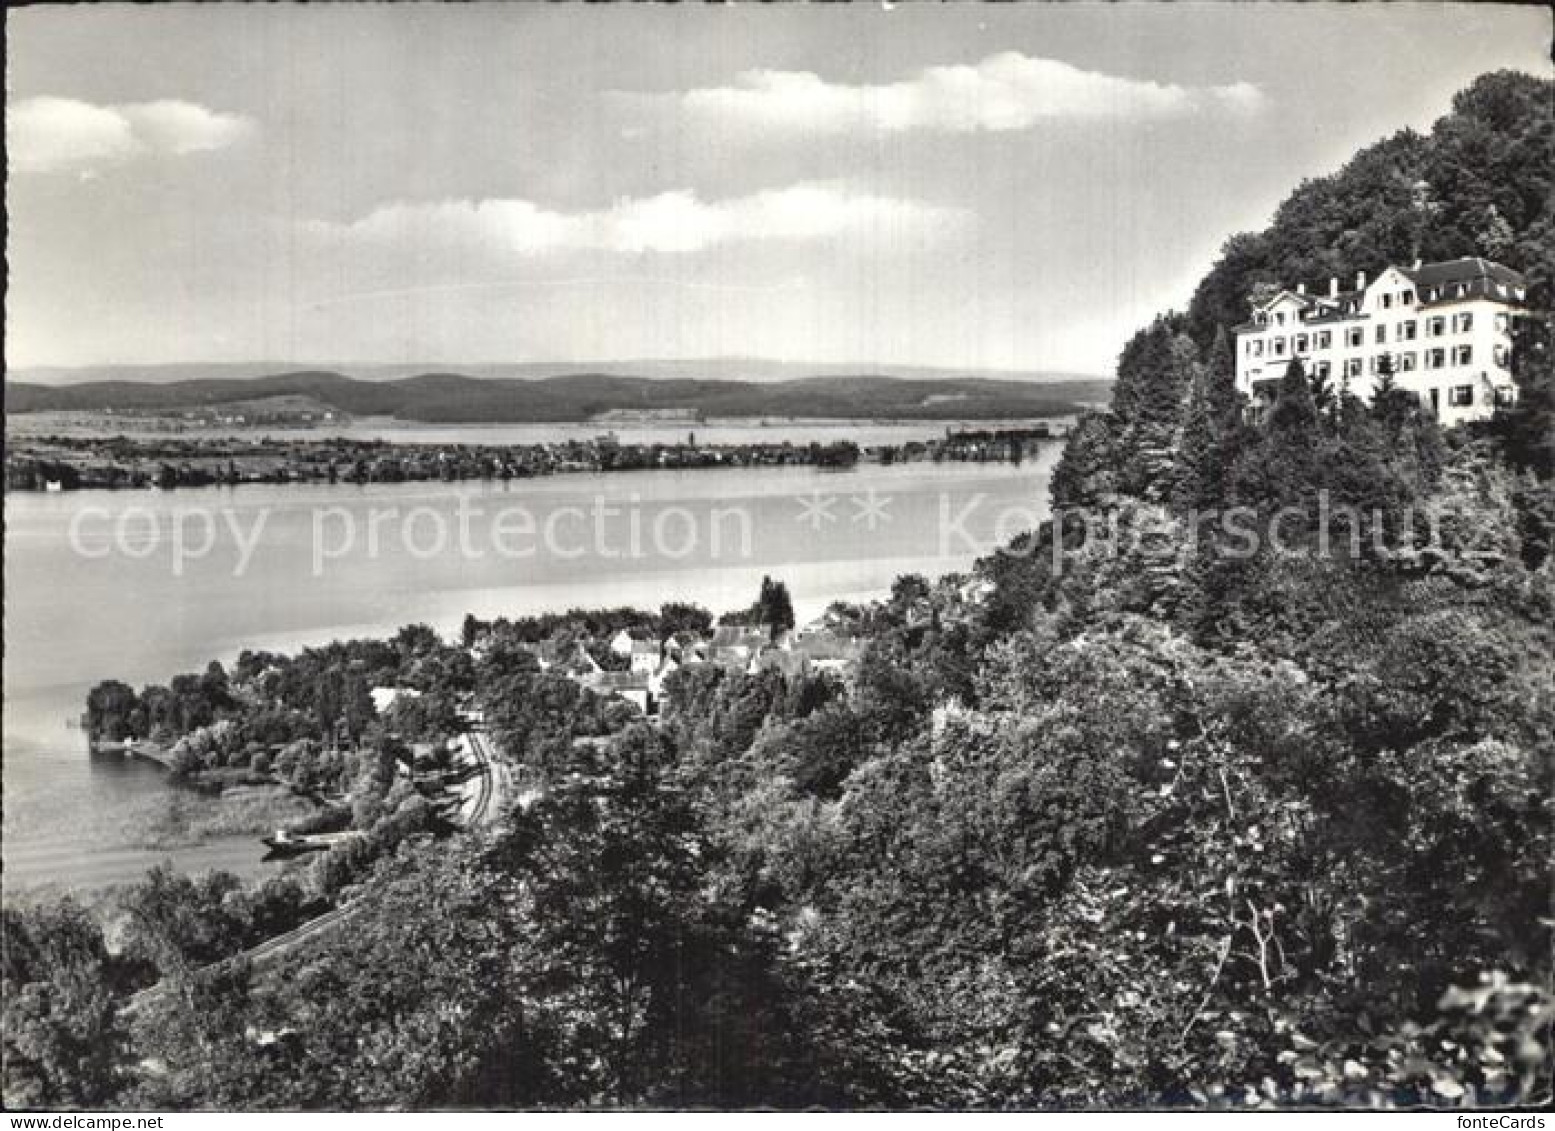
627 52 1265 134
7 96 252 174
312 182 967 256
119 100 253 155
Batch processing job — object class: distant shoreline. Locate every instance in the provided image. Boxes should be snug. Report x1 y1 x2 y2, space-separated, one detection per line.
5 423 1060 492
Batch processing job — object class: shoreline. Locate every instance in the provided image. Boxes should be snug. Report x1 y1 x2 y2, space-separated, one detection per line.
6 423 1058 493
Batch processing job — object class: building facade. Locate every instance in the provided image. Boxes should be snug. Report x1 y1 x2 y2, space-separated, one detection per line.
1233 257 1527 427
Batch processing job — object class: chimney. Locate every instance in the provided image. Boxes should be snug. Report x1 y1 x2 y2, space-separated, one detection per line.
1329 277 1339 298
1412 258 1422 271
1356 270 1368 291
1296 283 1306 296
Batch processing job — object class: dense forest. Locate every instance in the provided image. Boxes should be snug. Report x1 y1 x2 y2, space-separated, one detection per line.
4 71 1552 1110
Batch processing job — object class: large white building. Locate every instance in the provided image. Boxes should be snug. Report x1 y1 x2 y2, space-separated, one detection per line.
1233 257 1527 426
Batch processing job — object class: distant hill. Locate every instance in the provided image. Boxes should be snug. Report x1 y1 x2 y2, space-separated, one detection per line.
4 369 1112 423
9 358 1104 387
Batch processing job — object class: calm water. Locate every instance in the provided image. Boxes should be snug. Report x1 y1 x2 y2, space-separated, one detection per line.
3 453 1057 892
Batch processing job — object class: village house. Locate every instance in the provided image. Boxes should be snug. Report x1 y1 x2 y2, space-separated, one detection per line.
709 626 771 667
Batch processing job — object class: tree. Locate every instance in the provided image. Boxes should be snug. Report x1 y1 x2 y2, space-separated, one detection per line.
1308 361 1337 425
753 576 796 639
1175 327 1244 511
85 680 139 742
1491 311 1554 478
658 601 713 637
2 901 130 1108
1112 318 1190 429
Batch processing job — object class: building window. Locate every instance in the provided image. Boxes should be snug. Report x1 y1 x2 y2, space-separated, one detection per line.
1375 324 1387 344
1400 320 1417 341
1275 312 1286 326
1401 290 1414 304
1295 333 1309 353
1427 348 1446 370
1493 344 1509 366
1273 337 1286 357
1346 327 1364 348
1427 316 1447 337
1345 358 1363 379
1381 293 1393 309
1448 385 1474 407
1313 361 1331 380
1315 330 1332 349
1453 312 1474 333
1495 312 1510 332
1400 352 1417 372
1453 345 1473 366
1494 386 1517 407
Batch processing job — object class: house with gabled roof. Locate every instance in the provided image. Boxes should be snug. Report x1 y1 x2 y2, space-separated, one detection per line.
1234 257 1526 425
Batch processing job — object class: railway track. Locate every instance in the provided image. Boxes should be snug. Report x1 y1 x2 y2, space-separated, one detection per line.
122 727 504 1019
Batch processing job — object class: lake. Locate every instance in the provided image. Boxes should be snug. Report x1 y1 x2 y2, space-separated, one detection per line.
2 451 1057 892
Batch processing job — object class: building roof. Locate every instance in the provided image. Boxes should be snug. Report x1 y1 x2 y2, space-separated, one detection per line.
1236 257 1525 334
710 626 766 649
585 670 650 691
795 632 864 662
1402 256 1526 290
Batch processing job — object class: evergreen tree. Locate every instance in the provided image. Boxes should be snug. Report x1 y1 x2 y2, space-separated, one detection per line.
1309 361 1337 426
1112 317 1196 431
1174 328 1243 511
753 577 796 640
1373 351 1399 400
1492 312 1554 479
1234 358 1326 509
1268 357 1321 444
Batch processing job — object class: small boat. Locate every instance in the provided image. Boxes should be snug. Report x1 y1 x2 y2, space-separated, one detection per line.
260 829 330 857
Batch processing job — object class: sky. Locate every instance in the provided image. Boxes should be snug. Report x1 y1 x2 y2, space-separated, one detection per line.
6 3 1551 377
